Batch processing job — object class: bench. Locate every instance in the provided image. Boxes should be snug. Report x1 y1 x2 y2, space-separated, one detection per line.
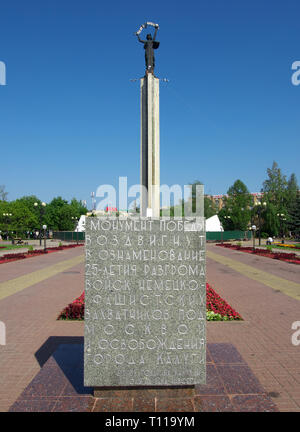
13 238 24 245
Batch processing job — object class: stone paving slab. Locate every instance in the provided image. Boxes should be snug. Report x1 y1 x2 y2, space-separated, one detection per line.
8 343 278 412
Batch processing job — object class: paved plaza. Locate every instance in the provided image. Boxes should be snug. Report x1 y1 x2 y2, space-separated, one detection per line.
0 244 299 411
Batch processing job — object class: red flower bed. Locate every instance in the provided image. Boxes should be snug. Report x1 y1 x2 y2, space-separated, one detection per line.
206 283 242 320
1 252 27 260
58 292 85 320
216 243 300 264
0 243 84 264
27 250 48 255
57 283 242 321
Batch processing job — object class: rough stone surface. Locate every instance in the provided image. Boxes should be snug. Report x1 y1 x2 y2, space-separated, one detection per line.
84 217 206 387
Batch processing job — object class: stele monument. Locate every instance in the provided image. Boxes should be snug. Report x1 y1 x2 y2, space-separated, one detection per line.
84 22 206 391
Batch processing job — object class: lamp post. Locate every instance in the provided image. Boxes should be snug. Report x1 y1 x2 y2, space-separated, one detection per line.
255 201 267 246
3 213 13 243
72 217 79 245
42 224 47 251
276 213 286 243
222 215 231 243
34 202 46 246
251 225 257 251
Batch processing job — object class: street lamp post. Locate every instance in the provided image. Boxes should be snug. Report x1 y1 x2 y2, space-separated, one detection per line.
72 217 79 245
223 215 231 243
255 201 267 246
276 213 286 243
42 224 47 251
251 225 257 251
3 213 13 243
34 202 46 246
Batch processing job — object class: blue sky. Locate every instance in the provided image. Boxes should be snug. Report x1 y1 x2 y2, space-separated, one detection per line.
0 0 299 208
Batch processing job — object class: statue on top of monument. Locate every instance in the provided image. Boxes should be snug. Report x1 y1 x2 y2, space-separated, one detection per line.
135 22 160 74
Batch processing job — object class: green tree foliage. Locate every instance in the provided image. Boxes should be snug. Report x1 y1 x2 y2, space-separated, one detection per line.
204 196 217 219
0 199 38 232
69 198 88 219
260 201 279 237
11 201 38 231
262 161 287 206
44 197 73 231
218 207 234 230
220 180 253 231
44 197 87 231
288 192 300 238
189 181 217 218
15 195 42 225
0 194 87 235
286 173 299 214
261 162 298 236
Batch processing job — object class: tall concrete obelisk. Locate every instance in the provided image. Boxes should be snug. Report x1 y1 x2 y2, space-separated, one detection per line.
140 72 160 217
136 22 160 217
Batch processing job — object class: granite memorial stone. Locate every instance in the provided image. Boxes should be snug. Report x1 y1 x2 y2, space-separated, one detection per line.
84 217 206 387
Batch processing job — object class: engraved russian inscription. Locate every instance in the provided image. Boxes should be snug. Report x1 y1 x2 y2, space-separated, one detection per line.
84 217 206 386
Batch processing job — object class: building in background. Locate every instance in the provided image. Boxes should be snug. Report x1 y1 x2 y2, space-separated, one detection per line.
208 192 264 210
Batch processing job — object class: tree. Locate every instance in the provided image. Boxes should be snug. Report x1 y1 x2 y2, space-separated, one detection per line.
189 181 217 218
288 192 300 239
221 180 253 231
10 201 38 231
69 198 88 219
0 199 38 235
45 197 73 231
261 162 291 236
218 207 234 230
262 161 287 210
204 196 217 219
15 195 42 225
286 173 299 212
0 185 8 201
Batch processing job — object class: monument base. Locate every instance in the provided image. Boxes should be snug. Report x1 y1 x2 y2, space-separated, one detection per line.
93 385 195 399
8 343 279 412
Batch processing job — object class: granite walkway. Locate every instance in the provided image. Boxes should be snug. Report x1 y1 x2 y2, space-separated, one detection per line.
0 247 85 411
0 243 299 411
206 244 300 412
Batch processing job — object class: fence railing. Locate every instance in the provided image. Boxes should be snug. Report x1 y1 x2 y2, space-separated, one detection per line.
207 230 251 241
52 231 85 242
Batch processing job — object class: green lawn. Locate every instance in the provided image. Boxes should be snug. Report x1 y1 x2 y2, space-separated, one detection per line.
272 243 300 251
0 244 31 250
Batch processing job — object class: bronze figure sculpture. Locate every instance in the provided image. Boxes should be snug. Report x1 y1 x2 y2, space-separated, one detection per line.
135 22 160 74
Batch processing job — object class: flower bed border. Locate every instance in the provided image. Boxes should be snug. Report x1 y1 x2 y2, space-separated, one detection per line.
57 283 243 322
216 243 300 264
0 244 84 264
